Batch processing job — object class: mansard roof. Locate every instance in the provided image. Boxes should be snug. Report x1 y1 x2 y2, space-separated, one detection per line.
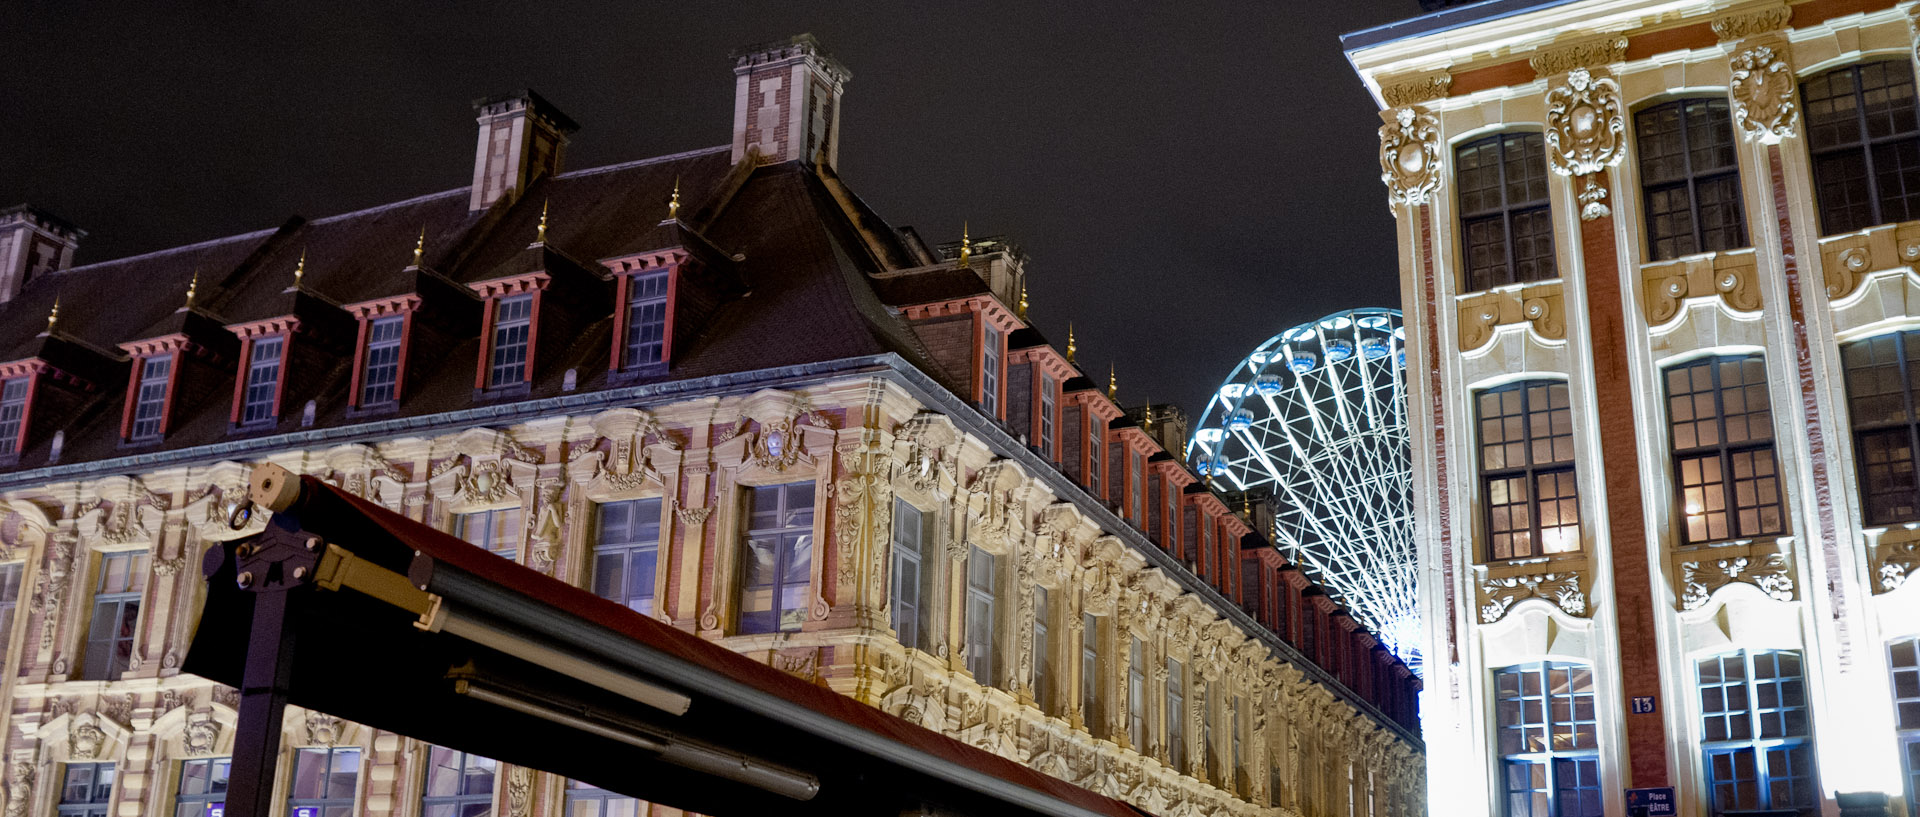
0 148 954 469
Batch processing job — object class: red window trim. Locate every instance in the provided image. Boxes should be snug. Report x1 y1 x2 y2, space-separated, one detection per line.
344 296 422 409
604 250 688 372
1010 347 1076 462
116 335 190 440
227 317 300 425
0 360 47 455
469 274 551 389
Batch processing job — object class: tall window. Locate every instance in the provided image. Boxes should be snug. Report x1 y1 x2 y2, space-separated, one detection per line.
1130 451 1145 523
0 562 20 648
289 747 360 817
59 764 114 817
1495 662 1601 817
361 316 404 406
1635 98 1747 261
241 336 284 425
1167 657 1186 770
1202 517 1215 581
173 758 230 817
1667 356 1784 544
624 271 669 368
1804 60 1920 235
1082 613 1102 735
1302 604 1318 662
1128 636 1146 749
965 545 997 683
1842 331 1920 524
455 507 522 561
1698 650 1817 815
1040 374 1056 457
1242 561 1261 616
1456 132 1554 291
1478 381 1579 560
738 481 814 634
1088 416 1104 496
1033 586 1052 712
130 354 172 439
488 294 534 387
982 323 1002 417
890 498 931 651
421 747 495 817
1889 636 1920 816
563 781 639 817
84 551 147 680
1166 481 1180 551
593 498 661 615
0 376 28 455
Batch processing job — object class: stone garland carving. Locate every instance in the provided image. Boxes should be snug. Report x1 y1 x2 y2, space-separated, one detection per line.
567 408 680 495
832 444 891 588
1528 35 1627 78
505 767 533 817
1730 45 1797 143
183 712 222 756
4 761 32 817
1378 106 1442 208
1479 571 1587 623
673 501 712 525
1876 540 1919 593
36 531 79 649
429 427 541 509
1545 68 1624 220
1712 3 1791 41
69 713 105 760
1680 552 1795 609
1380 72 1451 109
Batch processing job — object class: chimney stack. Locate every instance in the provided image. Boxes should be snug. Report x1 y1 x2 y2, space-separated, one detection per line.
0 205 82 303
731 34 851 170
469 91 580 212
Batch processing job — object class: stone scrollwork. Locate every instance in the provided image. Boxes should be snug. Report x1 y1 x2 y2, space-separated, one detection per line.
1545 68 1624 220
1642 252 1762 324
182 711 221 756
1478 569 1587 623
1679 549 1796 609
1712 3 1791 41
1458 281 1567 350
1875 538 1920 593
1378 106 1442 208
1528 35 1628 79
1730 45 1797 143
1380 72 1451 109
5 760 33 817
567 408 676 497
429 428 539 511
505 767 532 817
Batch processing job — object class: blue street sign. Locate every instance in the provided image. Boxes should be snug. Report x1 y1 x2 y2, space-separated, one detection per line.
205 804 224 817
1626 787 1675 816
1630 695 1657 714
294 807 320 817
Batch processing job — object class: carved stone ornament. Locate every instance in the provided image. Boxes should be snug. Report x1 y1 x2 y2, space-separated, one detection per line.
305 711 341 746
1479 571 1587 623
1681 552 1795 609
429 427 540 510
1545 68 1624 220
524 481 564 569
1528 36 1628 78
1730 45 1797 143
183 712 221 756
567 408 678 497
186 463 269 542
1876 539 1920 593
505 767 532 817
1379 106 1443 208
1712 3 1791 41
69 714 105 760
1381 72 1452 109
5 760 33 817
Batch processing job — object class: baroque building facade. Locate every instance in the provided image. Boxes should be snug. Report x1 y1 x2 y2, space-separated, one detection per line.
1347 1 1920 815
0 35 1422 817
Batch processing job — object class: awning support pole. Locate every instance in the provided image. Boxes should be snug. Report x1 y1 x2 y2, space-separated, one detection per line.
226 588 297 817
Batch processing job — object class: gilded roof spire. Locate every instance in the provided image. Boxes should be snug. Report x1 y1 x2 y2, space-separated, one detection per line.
412 227 425 267
293 250 306 289
668 177 681 220
957 222 971 269
1017 280 1029 320
537 200 550 244
46 296 59 333
1066 323 1077 364
185 271 199 308
1107 363 1118 401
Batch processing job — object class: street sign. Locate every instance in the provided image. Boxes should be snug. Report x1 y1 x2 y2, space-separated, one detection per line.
1626 787 1675 816
294 808 320 817
205 804 225 817
1630 695 1657 714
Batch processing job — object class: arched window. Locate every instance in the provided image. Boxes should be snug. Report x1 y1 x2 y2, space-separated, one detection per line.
1456 132 1554 291
1634 98 1747 260
1475 380 1580 560
1804 60 1920 235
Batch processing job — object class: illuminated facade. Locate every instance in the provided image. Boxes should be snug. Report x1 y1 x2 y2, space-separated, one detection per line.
0 35 1422 817
1346 1 1920 815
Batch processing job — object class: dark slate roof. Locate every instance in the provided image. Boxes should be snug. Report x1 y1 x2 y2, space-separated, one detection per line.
0 147 961 469
1340 0 1574 53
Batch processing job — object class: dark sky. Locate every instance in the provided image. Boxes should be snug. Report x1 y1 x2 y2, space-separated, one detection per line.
2 1 1416 433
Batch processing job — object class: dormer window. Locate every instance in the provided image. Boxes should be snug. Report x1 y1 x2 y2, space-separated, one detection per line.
129 354 172 440
361 316 404 406
624 271 669 368
0 377 28 455
487 293 534 387
982 322 1002 417
1039 374 1056 456
238 336 284 425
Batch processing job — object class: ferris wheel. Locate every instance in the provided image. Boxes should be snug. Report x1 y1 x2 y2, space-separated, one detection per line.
1186 308 1419 670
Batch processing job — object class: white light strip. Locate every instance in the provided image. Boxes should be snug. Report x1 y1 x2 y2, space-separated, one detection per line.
437 609 693 716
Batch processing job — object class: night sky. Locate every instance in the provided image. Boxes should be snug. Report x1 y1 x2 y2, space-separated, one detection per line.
2 2 1417 435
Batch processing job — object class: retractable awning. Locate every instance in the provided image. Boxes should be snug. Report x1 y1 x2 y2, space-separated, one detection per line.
185 467 1152 817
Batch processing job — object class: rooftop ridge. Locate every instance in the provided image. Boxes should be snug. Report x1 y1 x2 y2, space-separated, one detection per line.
306 186 468 225
60 225 283 274
551 144 731 180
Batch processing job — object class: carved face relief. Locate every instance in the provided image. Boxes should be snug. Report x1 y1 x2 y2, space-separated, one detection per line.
1545 68 1624 219
1730 46 1797 144
1378 106 1442 207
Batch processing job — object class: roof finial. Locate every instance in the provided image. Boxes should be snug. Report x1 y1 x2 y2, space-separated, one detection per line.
668 177 682 220
536 200 550 244
1066 323 1077 364
46 296 59 333
1107 363 1118 401
293 249 307 289
185 271 199 308
957 222 971 269
1142 395 1153 430
412 227 425 267
1017 280 1029 320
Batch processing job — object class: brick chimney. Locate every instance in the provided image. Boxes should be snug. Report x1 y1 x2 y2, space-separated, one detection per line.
469 91 580 212
731 34 851 170
0 205 82 302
